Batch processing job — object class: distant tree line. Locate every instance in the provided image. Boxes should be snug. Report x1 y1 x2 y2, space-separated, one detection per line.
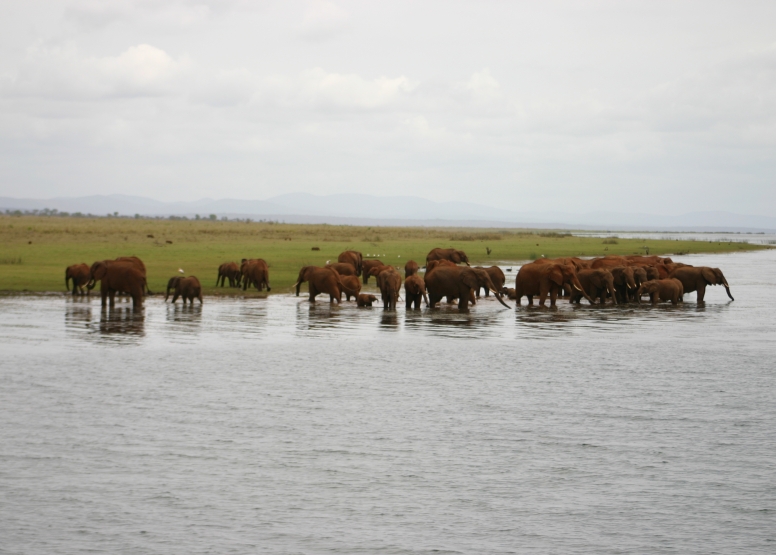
2 208 282 224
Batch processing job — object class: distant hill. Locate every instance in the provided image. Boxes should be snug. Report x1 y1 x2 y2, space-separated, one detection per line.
1 193 775 232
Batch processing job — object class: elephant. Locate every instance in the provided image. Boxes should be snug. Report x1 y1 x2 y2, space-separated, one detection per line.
361 259 385 284
166 276 203 305
570 269 617 305
216 262 241 287
504 287 517 300
425 259 457 273
404 260 419 277
670 266 733 302
338 275 362 301
89 260 147 309
337 251 363 276
377 268 402 310
357 294 379 307
88 256 151 295
532 257 590 271
637 279 684 305
425 265 509 310
294 266 344 303
368 265 398 279
426 248 470 267
626 255 674 266
474 266 505 297
65 263 90 296
610 266 637 303
514 263 593 307
590 256 630 269
404 275 429 309
326 262 357 276
241 259 271 291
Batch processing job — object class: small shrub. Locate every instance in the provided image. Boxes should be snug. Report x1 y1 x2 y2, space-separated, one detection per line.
538 232 571 238
602 238 618 245
449 232 502 241
528 252 537 260
0 257 22 265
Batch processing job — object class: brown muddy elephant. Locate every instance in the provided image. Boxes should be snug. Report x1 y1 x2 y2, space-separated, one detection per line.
294 266 343 303
357 294 379 307
570 269 617 305
65 263 90 296
610 266 637 302
514 263 592 307
217 262 241 287
377 268 402 310
89 260 147 309
425 259 457 273
637 278 684 305
670 266 733 302
361 259 384 284
241 259 271 292
166 276 203 305
474 266 505 298
425 266 509 310
338 275 362 301
88 256 152 295
426 248 470 267
404 260 419 277
326 262 357 276
404 274 429 309
337 251 363 276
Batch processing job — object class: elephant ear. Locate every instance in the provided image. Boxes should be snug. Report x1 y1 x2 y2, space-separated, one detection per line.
548 266 564 286
701 267 716 284
461 271 479 290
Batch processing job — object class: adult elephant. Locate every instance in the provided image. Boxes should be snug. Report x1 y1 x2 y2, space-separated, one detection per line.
166 276 203 305
326 262 357 276
361 259 384 284
590 256 629 269
637 279 684 305
474 266 505 297
338 275 362 301
627 255 674 266
337 251 363 276
425 265 509 310
216 262 241 288
89 260 147 309
426 248 470 267
293 266 343 304
404 260 419 277
241 259 271 291
670 266 733 302
404 275 428 309
65 263 90 296
377 268 402 310
610 266 637 302
570 269 617 305
88 256 151 295
425 259 457 273
514 263 592 307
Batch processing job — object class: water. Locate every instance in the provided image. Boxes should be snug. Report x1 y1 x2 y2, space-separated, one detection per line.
573 231 776 245
1 250 775 554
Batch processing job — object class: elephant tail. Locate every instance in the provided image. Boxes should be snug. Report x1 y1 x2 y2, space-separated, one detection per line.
144 278 153 296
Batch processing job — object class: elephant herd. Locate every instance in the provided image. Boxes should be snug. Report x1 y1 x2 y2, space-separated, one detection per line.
64 248 733 313
508 255 733 308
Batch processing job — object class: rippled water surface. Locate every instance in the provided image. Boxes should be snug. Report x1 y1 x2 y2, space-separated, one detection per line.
2 251 775 554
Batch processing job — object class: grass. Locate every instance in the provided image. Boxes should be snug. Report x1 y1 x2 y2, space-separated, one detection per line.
0 216 768 295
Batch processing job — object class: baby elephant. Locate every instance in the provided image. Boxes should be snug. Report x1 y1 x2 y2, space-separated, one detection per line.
357 294 379 307
637 278 684 306
166 276 203 305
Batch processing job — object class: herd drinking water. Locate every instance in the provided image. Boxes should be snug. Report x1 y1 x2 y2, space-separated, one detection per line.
64 247 733 311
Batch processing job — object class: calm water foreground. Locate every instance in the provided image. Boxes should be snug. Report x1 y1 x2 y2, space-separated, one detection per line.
1 250 775 554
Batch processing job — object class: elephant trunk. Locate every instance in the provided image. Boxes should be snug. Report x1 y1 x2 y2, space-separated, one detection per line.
724 284 734 301
423 291 429 307
490 287 511 309
293 280 301 296
571 276 596 305
165 285 172 301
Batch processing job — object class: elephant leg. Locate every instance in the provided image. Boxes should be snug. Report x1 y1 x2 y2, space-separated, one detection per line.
109 290 116 307
538 286 549 307
527 295 533 306
697 284 706 302
549 287 558 307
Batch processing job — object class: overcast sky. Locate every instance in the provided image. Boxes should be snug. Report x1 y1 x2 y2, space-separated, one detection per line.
0 0 774 216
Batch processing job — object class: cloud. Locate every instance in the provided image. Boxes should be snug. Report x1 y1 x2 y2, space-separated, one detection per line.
298 1 351 41
1 44 191 100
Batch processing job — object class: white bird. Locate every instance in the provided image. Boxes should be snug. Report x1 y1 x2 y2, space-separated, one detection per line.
326 260 330 264
178 268 184 274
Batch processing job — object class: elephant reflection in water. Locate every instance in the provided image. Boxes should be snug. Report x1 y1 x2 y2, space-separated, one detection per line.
295 301 345 332
64 297 93 331
99 306 145 337
166 302 203 328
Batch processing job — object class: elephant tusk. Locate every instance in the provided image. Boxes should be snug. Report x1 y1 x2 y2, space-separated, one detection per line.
573 284 582 292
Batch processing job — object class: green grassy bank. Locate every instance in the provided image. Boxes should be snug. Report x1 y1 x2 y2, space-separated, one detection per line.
0 216 767 295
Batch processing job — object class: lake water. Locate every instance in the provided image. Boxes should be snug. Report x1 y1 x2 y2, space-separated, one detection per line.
1 250 775 554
